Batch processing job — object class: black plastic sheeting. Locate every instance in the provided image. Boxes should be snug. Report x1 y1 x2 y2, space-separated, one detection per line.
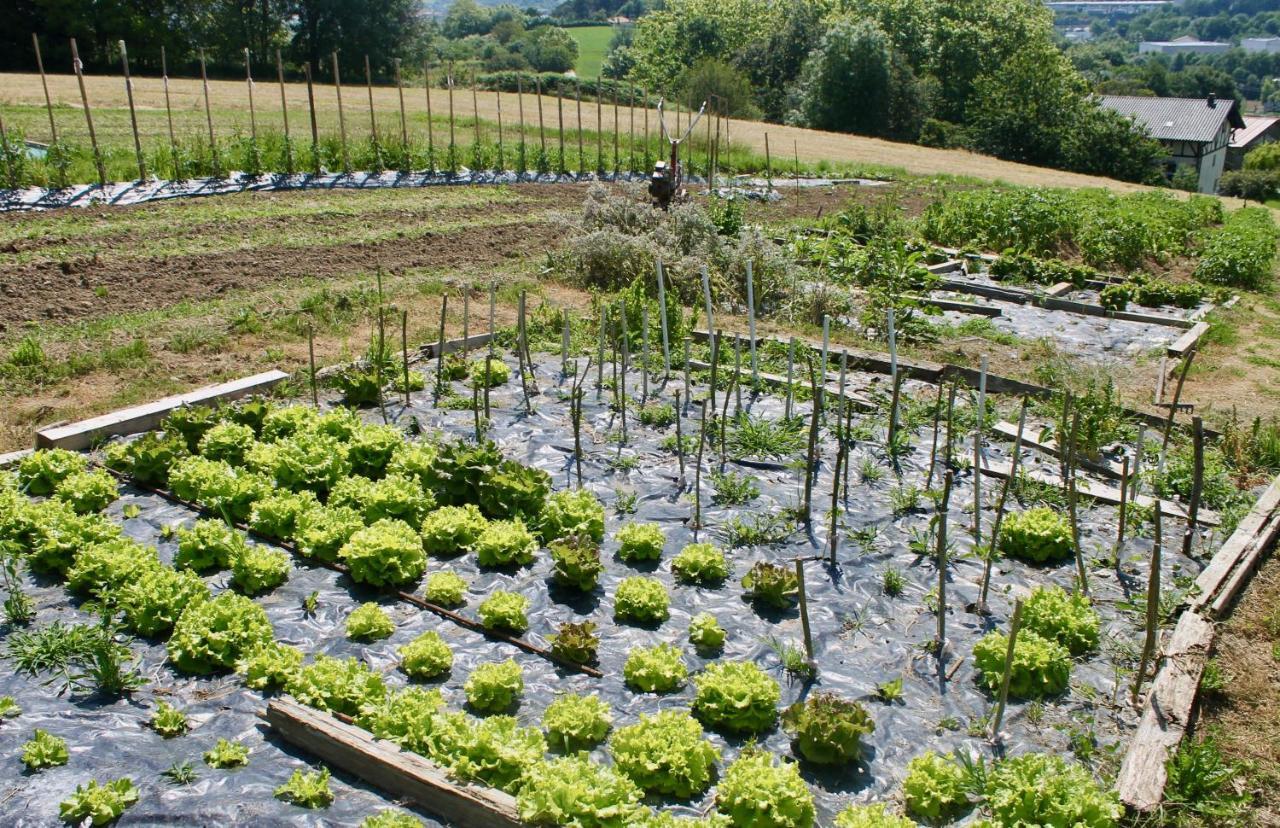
0 349 1225 826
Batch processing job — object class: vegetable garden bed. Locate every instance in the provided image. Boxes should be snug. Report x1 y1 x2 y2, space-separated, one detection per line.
0 324 1265 826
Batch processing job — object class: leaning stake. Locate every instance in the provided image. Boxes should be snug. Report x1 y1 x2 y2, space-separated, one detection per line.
795 558 814 660
990 599 1024 740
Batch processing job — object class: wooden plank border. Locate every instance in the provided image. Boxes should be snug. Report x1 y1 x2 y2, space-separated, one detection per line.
1167 322 1209 360
0 449 33 469
1191 475 1280 616
263 697 521 827
35 370 289 451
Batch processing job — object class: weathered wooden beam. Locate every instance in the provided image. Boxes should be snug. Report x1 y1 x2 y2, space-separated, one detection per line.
0 448 34 469
35 370 289 451
1192 475 1280 617
1044 281 1074 297
940 279 1196 329
1167 322 1209 359
1115 610 1215 812
263 698 521 827
416 332 494 361
919 295 1002 317
926 259 964 275
938 279 1034 305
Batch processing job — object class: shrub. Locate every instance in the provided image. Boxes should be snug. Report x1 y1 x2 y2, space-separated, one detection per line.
475 518 539 567
610 710 721 798
614 576 669 624
399 631 454 679
623 643 688 693
287 655 388 716
689 612 726 651
616 522 665 561
549 535 603 591
204 738 250 768
168 592 274 674
419 504 489 556
999 507 1073 564
541 693 613 750
781 693 876 765
53 469 119 514
294 505 365 563
518 754 643 825
275 767 334 809
236 641 304 691
175 518 245 572
22 728 69 770
198 421 256 465
19 448 88 495
340 519 428 587
540 489 606 543
903 751 970 823
1195 207 1279 290
346 602 396 641
549 620 599 665
1021 585 1100 656
1218 168 1280 202
478 590 531 634
973 629 1072 699
230 543 291 595
693 661 780 735
58 778 139 825
149 700 189 738
672 542 729 584
118 566 210 636
741 561 800 608
833 804 916 828
465 660 524 713
984 753 1122 827
424 570 468 607
715 747 814 828
471 357 510 387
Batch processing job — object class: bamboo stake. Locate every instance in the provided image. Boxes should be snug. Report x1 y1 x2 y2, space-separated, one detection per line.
944 380 958 471
936 470 954 656
746 260 758 385
642 86 649 167
561 310 570 377
435 296 449 403
1131 429 1146 501
244 48 258 149
675 389 686 480
332 52 349 173
402 309 410 407
926 381 945 491
496 87 504 171
277 49 294 174
802 358 824 525
1116 456 1131 559
32 34 59 151
708 331 720 415
628 83 636 172
796 558 815 660
536 76 546 162
887 369 904 455
990 599 1024 739
366 56 380 166
119 41 146 181
1134 506 1162 703
980 398 1028 607
973 356 988 548
1182 416 1205 558
485 283 495 420
394 58 407 152
308 324 319 407
656 260 671 379
70 38 107 186
785 337 796 420
304 62 320 175
424 63 436 171
694 399 708 535
733 336 743 414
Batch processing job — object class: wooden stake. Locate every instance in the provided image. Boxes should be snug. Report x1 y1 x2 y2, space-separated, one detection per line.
70 38 107 186
981 398 1028 606
435 296 449 403
1160 351 1196 451
674 389 686 480
495 87 504 171
561 310 570 376
656 260 671 379
424 63 436 170
1131 429 1146 501
557 88 565 173
990 599 1024 739
331 52 349 173
1066 410 1089 597
394 58 407 153
887 368 904 455
118 41 146 181
576 79 584 175
277 49 294 174
802 358 824 524
304 62 321 175
596 304 606 395
595 78 603 173
518 290 532 414
746 260 759 385
471 70 481 150
462 291 469 357
1134 507 1162 703
308 324 319 408
828 411 844 565
0 116 12 188
485 283 495 420
943 380 958 471
701 265 715 363
201 50 221 176
245 48 258 149
1116 455 1131 558
936 470 954 653
764 132 773 191
516 74 526 173
796 558 815 659
620 299 629 444
612 81 620 174
536 75 546 162
447 64 456 168
365 55 380 164
708 330 720 414
733 336 743 414
926 381 945 491
628 83 636 172
641 304 650 403
974 356 988 548
692 399 709 536
1182 417 1205 558
683 337 692 401
32 34 59 149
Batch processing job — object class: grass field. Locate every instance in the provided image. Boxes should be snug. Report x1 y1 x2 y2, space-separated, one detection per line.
567 25 615 79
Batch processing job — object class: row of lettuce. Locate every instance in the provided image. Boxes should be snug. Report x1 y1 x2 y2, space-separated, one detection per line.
0 398 1123 826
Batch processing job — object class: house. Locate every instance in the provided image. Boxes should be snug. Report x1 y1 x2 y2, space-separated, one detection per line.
1242 37 1280 55
1138 36 1230 55
1227 116 1280 169
1100 94 1246 193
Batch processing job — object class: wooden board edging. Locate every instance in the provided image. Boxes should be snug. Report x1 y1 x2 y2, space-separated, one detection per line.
1191 475 1280 617
35 370 289 451
0 449 34 469
263 698 521 827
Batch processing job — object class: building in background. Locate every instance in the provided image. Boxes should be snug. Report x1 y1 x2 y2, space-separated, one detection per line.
1100 94 1245 193
1138 36 1230 55
1242 37 1280 55
1228 116 1280 169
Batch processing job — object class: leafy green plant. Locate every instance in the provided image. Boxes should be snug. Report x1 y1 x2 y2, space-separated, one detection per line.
518 753 644 825
294 505 365 563
19 448 88 496
22 728 69 770
339 519 427 587
781 693 876 766
984 753 1121 827
721 512 795 548
164 405 222 452
903 751 972 823
236 641 304 691
162 761 197 785
259 432 352 497
58 778 139 825
710 470 760 505
361 809 425 827
672 542 730 584
205 738 250 768
973 629 1072 699
478 591 531 634
346 602 396 641
230 543 290 596
399 631 454 680
149 700 189 738
638 402 677 428
1022 585 1100 656
357 475 436 529
614 576 670 624
477 460 551 524
465 659 524 713
999 507 1074 563
741 561 800 609
66 537 159 596
610 709 721 798
474 518 539 567
725 413 808 460
53 469 119 514
348 423 404 478
420 504 489 556
0 696 20 718
882 567 906 597
288 655 387 716
168 592 274 674
168 456 270 522
833 804 915 828
275 767 334 809
715 747 815 828
541 693 613 751
549 621 599 665
540 489 606 543
616 522 665 562
549 535 604 591
693 661 781 735
471 357 510 387
175 518 246 572
623 643 688 693
198 421 256 465
1163 733 1254 825
104 432 188 486
424 570 468 607
356 686 445 754
689 612 726 651
248 490 318 539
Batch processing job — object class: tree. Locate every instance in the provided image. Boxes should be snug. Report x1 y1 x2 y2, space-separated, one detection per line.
734 0 825 121
442 0 494 40
289 0 429 78
516 25 577 72
968 42 1088 165
678 59 759 119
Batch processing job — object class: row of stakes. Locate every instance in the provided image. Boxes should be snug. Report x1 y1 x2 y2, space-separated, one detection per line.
294 259 1208 737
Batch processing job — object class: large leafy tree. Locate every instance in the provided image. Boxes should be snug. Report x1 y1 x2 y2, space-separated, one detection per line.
289 0 429 78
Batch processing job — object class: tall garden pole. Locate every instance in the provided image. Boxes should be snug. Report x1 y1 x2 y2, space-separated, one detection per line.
402 309 411 407
1182 416 1206 558
244 48 258 150
32 34 60 150
694 400 708 535
1116 456 1131 559
471 70 481 150
70 38 107 186
980 398 1028 607
701 266 716 410
796 558 815 660
595 79 603 173
597 305 606 395
394 58 407 153
612 81 620 174
926 381 945 491
642 86 649 166
656 260 671 379
516 73 526 172
424 63 436 171
331 52 349 173
447 63 457 168
628 83 636 172
1134 507 1162 703
495 87 505 171
276 49 294 174
1160 351 1196 452
990 599 1024 739
365 55 381 165
936 470 954 655
802 359 824 525
641 304 650 402
118 40 146 181
764 132 773 191
557 89 566 173
304 62 320 175
746 260 758 386
307 324 319 407
1131 428 1146 501
576 79 584 176
785 338 796 419
200 48 222 177
973 355 988 548
536 75 547 163
0 116 13 188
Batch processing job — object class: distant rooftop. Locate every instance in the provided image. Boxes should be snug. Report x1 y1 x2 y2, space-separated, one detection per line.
1231 116 1280 149
1100 95 1246 142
